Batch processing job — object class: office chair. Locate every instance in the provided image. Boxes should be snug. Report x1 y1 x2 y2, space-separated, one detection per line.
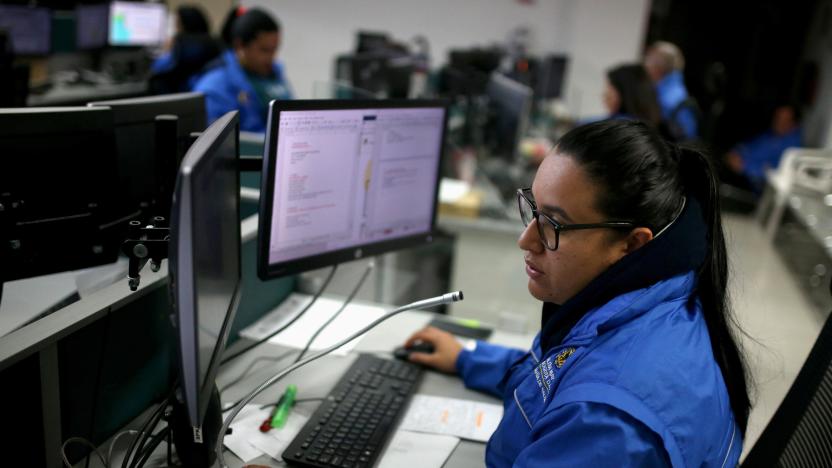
742 281 832 467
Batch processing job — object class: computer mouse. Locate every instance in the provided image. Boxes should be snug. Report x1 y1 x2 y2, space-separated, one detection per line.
393 342 435 361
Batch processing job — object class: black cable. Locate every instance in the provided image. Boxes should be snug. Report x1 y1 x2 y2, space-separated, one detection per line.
220 265 339 364
133 427 172 468
292 262 374 364
127 401 169 468
122 384 177 468
218 350 297 395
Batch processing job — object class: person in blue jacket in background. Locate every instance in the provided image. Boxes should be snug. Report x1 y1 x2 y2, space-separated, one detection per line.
193 8 293 132
724 105 803 193
404 119 751 466
645 42 699 141
150 5 211 75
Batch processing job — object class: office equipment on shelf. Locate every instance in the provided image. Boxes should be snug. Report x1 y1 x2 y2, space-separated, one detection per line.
0 5 51 56
536 55 569 100
88 92 207 219
108 1 167 47
76 3 110 50
282 353 424 467
168 111 242 467
485 72 533 161
257 99 449 279
0 107 128 288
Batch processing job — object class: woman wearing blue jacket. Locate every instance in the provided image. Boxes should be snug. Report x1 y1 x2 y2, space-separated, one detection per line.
193 8 293 133
405 119 751 466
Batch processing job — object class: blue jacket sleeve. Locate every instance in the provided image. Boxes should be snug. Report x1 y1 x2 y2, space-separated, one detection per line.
193 73 237 125
455 341 525 398
513 402 670 467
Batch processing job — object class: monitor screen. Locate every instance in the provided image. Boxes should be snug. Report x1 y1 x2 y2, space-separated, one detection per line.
170 111 241 427
0 107 127 283
108 1 167 47
258 100 448 279
0 6 51 56
76 4 110 50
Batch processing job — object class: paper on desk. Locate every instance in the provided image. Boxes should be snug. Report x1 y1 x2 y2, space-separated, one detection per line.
377 430 460 468
399 395 503 442
223 404 309 463
239 293 386 356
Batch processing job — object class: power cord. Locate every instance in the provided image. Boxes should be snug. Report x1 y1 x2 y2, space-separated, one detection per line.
215 291 464 467
107 430 139 468
121 383 178 468
220 265 338 364
61 437 107 468
292 261 374 364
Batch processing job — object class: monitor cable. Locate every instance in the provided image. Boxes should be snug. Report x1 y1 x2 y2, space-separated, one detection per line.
219 261 374 413
292 260 374 364
214 290 464 467
219 264 339 365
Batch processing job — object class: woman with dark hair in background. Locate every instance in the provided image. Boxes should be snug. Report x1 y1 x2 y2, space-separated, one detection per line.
604 63 663 128
193 8 293 132
403 119 750 466
151 5 212 73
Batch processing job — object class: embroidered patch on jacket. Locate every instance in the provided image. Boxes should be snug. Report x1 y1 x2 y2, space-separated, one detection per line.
533 358 556 402
555 347 575 368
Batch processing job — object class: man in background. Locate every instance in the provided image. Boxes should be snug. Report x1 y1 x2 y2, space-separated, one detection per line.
644 41 699 141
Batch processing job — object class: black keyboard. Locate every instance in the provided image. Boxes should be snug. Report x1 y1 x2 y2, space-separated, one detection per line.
283 354 423 468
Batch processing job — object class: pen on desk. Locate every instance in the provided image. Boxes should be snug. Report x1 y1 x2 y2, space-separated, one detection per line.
259 393 285 433
271 384 297 429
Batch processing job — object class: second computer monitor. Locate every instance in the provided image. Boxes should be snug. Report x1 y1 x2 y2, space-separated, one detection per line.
109 1 167 47
258 100 449 279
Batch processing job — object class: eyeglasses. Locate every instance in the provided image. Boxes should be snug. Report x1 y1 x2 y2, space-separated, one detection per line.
517 188 636 251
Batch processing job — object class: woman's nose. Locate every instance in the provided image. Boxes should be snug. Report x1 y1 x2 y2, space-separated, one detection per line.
518 219 544 253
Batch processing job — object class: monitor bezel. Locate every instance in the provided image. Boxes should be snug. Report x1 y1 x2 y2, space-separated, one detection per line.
257 99 449 280
171 111 242 427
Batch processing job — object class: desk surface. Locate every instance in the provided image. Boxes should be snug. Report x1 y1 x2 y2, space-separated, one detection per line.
215 309 534 467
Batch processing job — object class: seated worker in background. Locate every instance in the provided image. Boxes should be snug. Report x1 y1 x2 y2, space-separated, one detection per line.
193 8 293 132
604 63 663 129
405 120 749 466
644 41 699 141
724 105 803 192
150 5 211 74
149 4 221 94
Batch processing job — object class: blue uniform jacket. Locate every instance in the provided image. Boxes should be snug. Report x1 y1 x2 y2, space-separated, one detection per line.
656 70 698 140
455 272 741 467
192 50 293 133
736 127 802 188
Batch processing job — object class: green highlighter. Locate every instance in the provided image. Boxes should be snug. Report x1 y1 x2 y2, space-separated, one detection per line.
270 384 297 429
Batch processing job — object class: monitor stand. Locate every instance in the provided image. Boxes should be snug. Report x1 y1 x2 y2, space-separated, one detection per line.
171 384 223 467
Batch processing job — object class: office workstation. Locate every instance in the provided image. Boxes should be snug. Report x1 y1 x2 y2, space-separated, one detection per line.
3 1 832 467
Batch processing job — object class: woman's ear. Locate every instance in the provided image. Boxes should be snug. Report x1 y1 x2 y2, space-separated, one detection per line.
624 227 654 254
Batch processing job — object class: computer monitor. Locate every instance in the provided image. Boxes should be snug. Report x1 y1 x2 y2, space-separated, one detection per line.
485 72 533 160
88 92 207 218
77 3 110 50
108 1 167 47
0 107 127 283
169 110 241 431
0 5 51 56
258 100 448 279
537 55 569 100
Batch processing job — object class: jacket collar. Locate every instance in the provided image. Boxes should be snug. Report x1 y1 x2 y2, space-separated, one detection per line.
539 195 708 353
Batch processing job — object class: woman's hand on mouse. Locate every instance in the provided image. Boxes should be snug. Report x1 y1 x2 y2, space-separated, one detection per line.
403 326 462 374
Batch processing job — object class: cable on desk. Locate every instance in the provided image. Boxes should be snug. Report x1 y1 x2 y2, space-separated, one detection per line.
215 291 464 467
220 264 338 364
292 261 374 364
218 350 298 398
107 430 139 467
122 383 177 468
133 427 172 468
61 437 107 468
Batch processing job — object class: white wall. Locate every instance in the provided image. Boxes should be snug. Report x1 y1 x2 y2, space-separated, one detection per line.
242 0 649 118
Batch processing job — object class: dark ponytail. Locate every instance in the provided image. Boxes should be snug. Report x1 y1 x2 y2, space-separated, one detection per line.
557 119 751 433
677 145 751 433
